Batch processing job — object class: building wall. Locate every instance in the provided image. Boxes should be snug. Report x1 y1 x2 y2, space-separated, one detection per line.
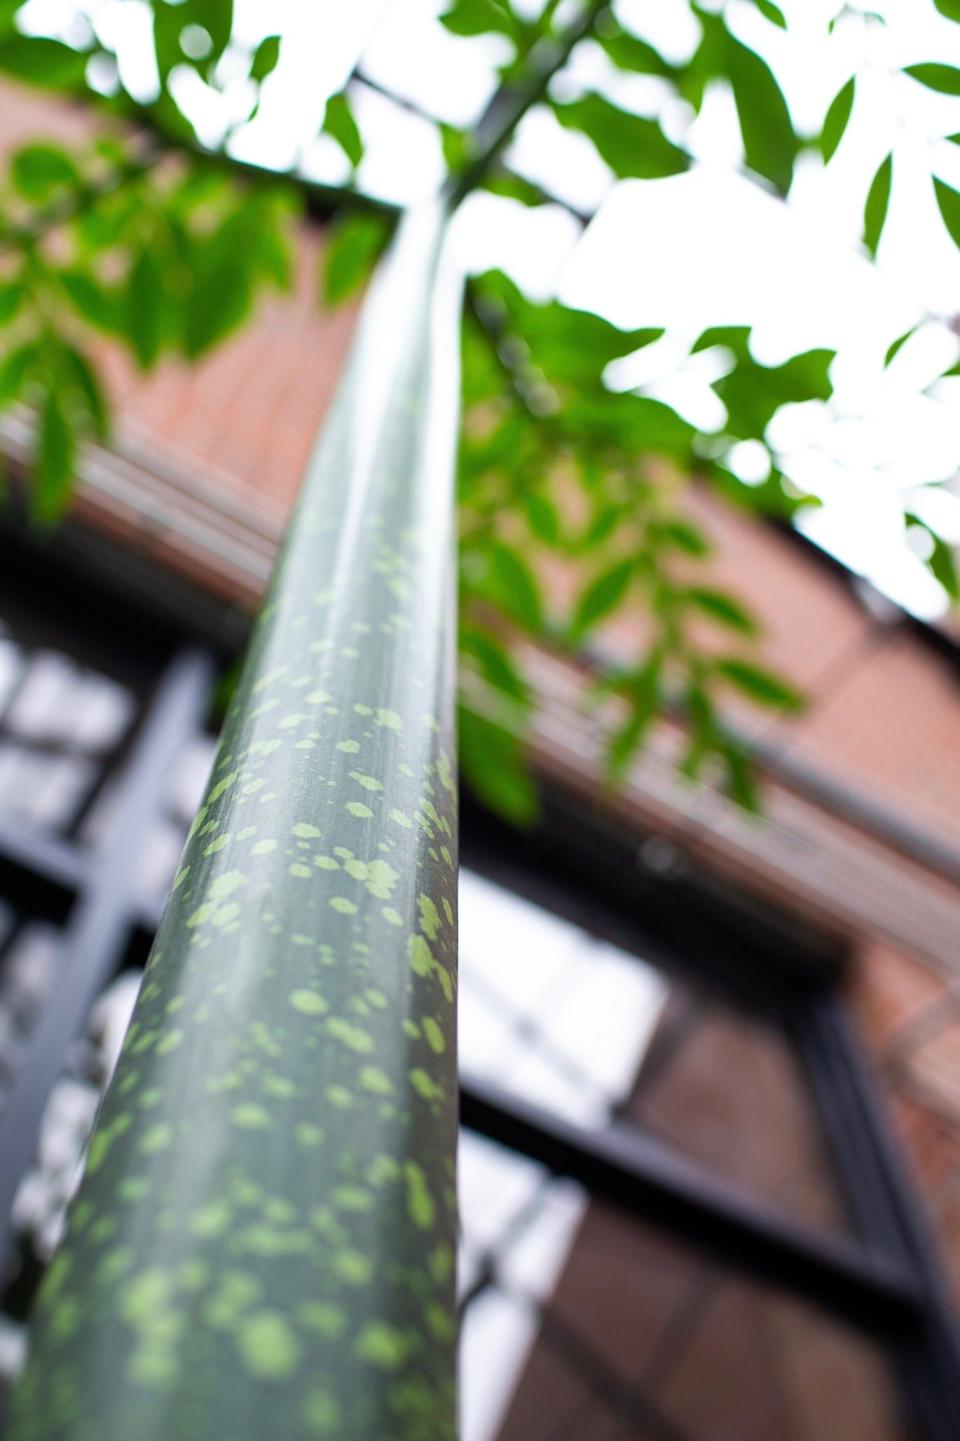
3 76 960 1324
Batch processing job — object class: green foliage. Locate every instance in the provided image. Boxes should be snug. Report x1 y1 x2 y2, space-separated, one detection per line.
884 326 916 367
933 177 960 248
554 94 689 180
904 62 960 94
753 0 787 27
11 143 79 200
440 0 518 40
457 271 811 788
863 153 893 257
249 33 281 82
820 77 855 162
0 0 953 807
322 92 364 169
0 34 88 89
323 210 393 305
0 135 299 509
714 657 804 711
693 327 835 442
570 557 636 638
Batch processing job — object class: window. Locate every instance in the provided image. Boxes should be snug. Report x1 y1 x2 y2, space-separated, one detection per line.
0 527 957 1439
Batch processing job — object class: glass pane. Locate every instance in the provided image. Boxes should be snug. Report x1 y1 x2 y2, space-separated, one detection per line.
458 1136 914 1441
0 620 137 843
459 868 848 1237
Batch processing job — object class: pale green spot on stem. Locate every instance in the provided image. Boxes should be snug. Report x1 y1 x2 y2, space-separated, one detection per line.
236 1311 301 1381
418 893 441 940
350 771 383 792
231 1103 271 1130
422 1017 445 1055
355 1323 408 1371
290 989 328 1016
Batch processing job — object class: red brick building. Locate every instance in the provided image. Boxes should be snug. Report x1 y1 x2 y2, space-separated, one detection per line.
1 76 959 1441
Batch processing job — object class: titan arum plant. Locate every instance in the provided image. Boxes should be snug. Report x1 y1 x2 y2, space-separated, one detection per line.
10 202 464 1440
1 0 960 1435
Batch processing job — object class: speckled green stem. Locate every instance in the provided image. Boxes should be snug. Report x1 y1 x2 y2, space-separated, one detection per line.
11 203 462 1441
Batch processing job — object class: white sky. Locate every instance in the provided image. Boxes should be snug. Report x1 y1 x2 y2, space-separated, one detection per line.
18 0 960 618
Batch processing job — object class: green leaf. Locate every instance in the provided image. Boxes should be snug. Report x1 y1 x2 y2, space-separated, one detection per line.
523 491 561 546
440 124 472 175
725 33 798 195
126 249 165 370
153 0 233 82
570 557 635 638
60 344 109 441
649 517 711 557
753 0 787 26
606 652 662 779
487 541 544 630
323 210 392 307
0 279 25 327
597 25 678 80
250 33 281 82
460 626 531 706
714 657 804 710
11 142 80 201
711 344 835 441
440 0 517 39
323 92 364 169
884 326 916 367
477 270 664 388
459 706 538 822
35 384 75 523
933 176 960 248
927 532 960 600
722 742 761 812
554 94 689 179
685 586 759 634
0 341 37 406
58 270 122 332
483 170 548 206
935 0 960 17
820 77 855 163
904 62 960 95
184 254 251 359
566 393 694 455
863 153 892 257
906 513 959 599
0 35 88 90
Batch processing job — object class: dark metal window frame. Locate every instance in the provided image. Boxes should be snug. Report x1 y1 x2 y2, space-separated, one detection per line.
460 791 960 1441
0 525 957 1438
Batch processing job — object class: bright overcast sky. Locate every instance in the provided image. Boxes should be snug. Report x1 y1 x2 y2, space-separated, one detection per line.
19 0 960 618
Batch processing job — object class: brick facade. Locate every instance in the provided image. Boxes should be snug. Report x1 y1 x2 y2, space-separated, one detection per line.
3 73 960 1403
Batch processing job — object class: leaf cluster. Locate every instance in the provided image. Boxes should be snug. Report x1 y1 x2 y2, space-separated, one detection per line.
455 272 810 814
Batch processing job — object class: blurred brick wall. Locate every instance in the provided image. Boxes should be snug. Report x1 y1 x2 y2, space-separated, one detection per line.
4 78 960 1322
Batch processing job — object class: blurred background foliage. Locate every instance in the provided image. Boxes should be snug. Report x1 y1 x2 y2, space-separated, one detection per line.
0 0 958 812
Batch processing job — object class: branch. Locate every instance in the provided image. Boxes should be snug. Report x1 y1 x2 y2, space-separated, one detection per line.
445 0 610 207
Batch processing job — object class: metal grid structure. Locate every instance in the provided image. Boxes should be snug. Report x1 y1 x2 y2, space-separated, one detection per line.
0 522 957 1439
